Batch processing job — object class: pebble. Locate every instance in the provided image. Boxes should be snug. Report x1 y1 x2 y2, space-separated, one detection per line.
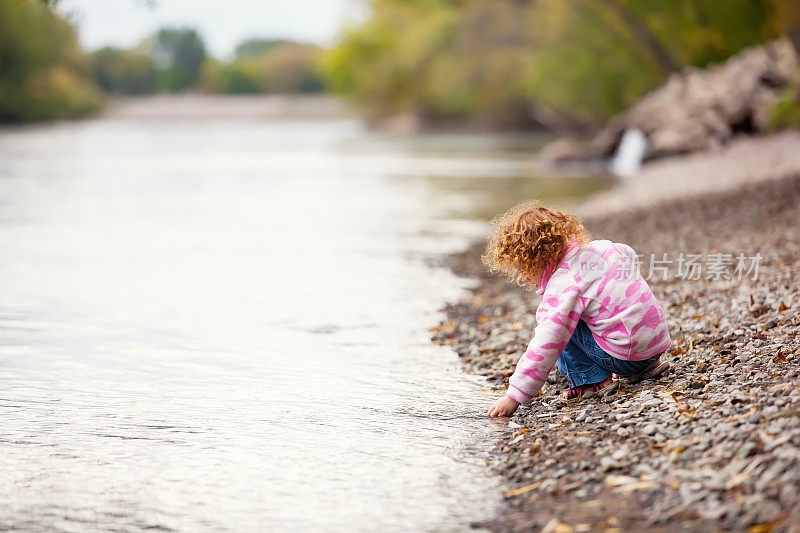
612 447 630 461
601 456 621 472
738 442 759 458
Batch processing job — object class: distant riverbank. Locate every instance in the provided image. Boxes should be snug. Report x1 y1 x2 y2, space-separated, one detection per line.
103 94 353 121
433 131 800 531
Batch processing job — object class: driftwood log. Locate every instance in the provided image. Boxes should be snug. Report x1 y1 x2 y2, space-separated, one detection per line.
540 38 799 164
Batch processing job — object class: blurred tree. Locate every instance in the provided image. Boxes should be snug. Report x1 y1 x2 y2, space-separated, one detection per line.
201 41 326 94
219 60 263 94
323 0 536 125
0 0 103 121
198 57 224 92
143 28 206 92
325 0 783 126
235 38 292 59
519 0 774 122
768 0 800 58
91 47 158 94
258 44 326 93
604 0 679 75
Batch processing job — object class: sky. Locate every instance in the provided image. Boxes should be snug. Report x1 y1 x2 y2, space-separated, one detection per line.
58 0 363 59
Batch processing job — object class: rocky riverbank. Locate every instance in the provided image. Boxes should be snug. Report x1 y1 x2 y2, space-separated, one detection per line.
432 166 800 531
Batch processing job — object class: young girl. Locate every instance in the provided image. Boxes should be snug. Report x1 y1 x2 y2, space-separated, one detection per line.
484 204 671 418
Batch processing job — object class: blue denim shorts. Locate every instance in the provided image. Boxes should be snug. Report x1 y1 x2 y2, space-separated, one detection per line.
556 320 663 387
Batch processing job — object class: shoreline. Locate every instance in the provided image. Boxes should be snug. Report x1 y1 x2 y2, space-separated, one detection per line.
433 133 800 531
102 94 353 121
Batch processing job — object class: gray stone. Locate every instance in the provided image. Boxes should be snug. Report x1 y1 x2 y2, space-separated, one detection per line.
612 447 630 461
601 456 621 472
738 442 759 458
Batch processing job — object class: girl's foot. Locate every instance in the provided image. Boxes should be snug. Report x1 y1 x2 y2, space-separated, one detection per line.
612 356 671 384
563 377 618 403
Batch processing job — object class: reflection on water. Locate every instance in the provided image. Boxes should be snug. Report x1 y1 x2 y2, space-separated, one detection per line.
0 112 610 531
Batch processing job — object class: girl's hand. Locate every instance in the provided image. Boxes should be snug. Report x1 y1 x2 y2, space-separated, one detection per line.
487 395 520 417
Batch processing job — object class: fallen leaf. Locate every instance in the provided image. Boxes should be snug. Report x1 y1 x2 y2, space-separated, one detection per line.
748 522 778 533
657 390 684 402
777 302 789 312
504 480 544 498
477 315 490 323
669 445 686 455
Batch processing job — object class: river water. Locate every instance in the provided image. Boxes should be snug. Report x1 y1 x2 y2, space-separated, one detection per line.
0 107 608 532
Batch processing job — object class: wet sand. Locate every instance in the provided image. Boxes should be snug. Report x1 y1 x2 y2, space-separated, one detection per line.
433 133 800 531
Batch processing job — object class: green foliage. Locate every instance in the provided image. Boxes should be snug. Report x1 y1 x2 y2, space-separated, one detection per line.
518 1 664 122
220 61 264 94
324 0 784 125
257 43 326 93
767 0 800 58
91 47 158 94
0 0 103 121
235 38 292 59
768 89 800 130
321 1 468 120
88 27 206 95
87 31 325 96
143 27 206 92
201 43 326 94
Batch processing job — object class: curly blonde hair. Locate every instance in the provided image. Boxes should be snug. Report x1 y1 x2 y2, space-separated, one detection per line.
482 202 589 288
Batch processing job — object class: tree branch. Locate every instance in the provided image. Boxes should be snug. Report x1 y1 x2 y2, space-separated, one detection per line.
604 0 680 76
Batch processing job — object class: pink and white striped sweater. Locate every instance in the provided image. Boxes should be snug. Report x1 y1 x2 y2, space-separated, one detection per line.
506 239 671 405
